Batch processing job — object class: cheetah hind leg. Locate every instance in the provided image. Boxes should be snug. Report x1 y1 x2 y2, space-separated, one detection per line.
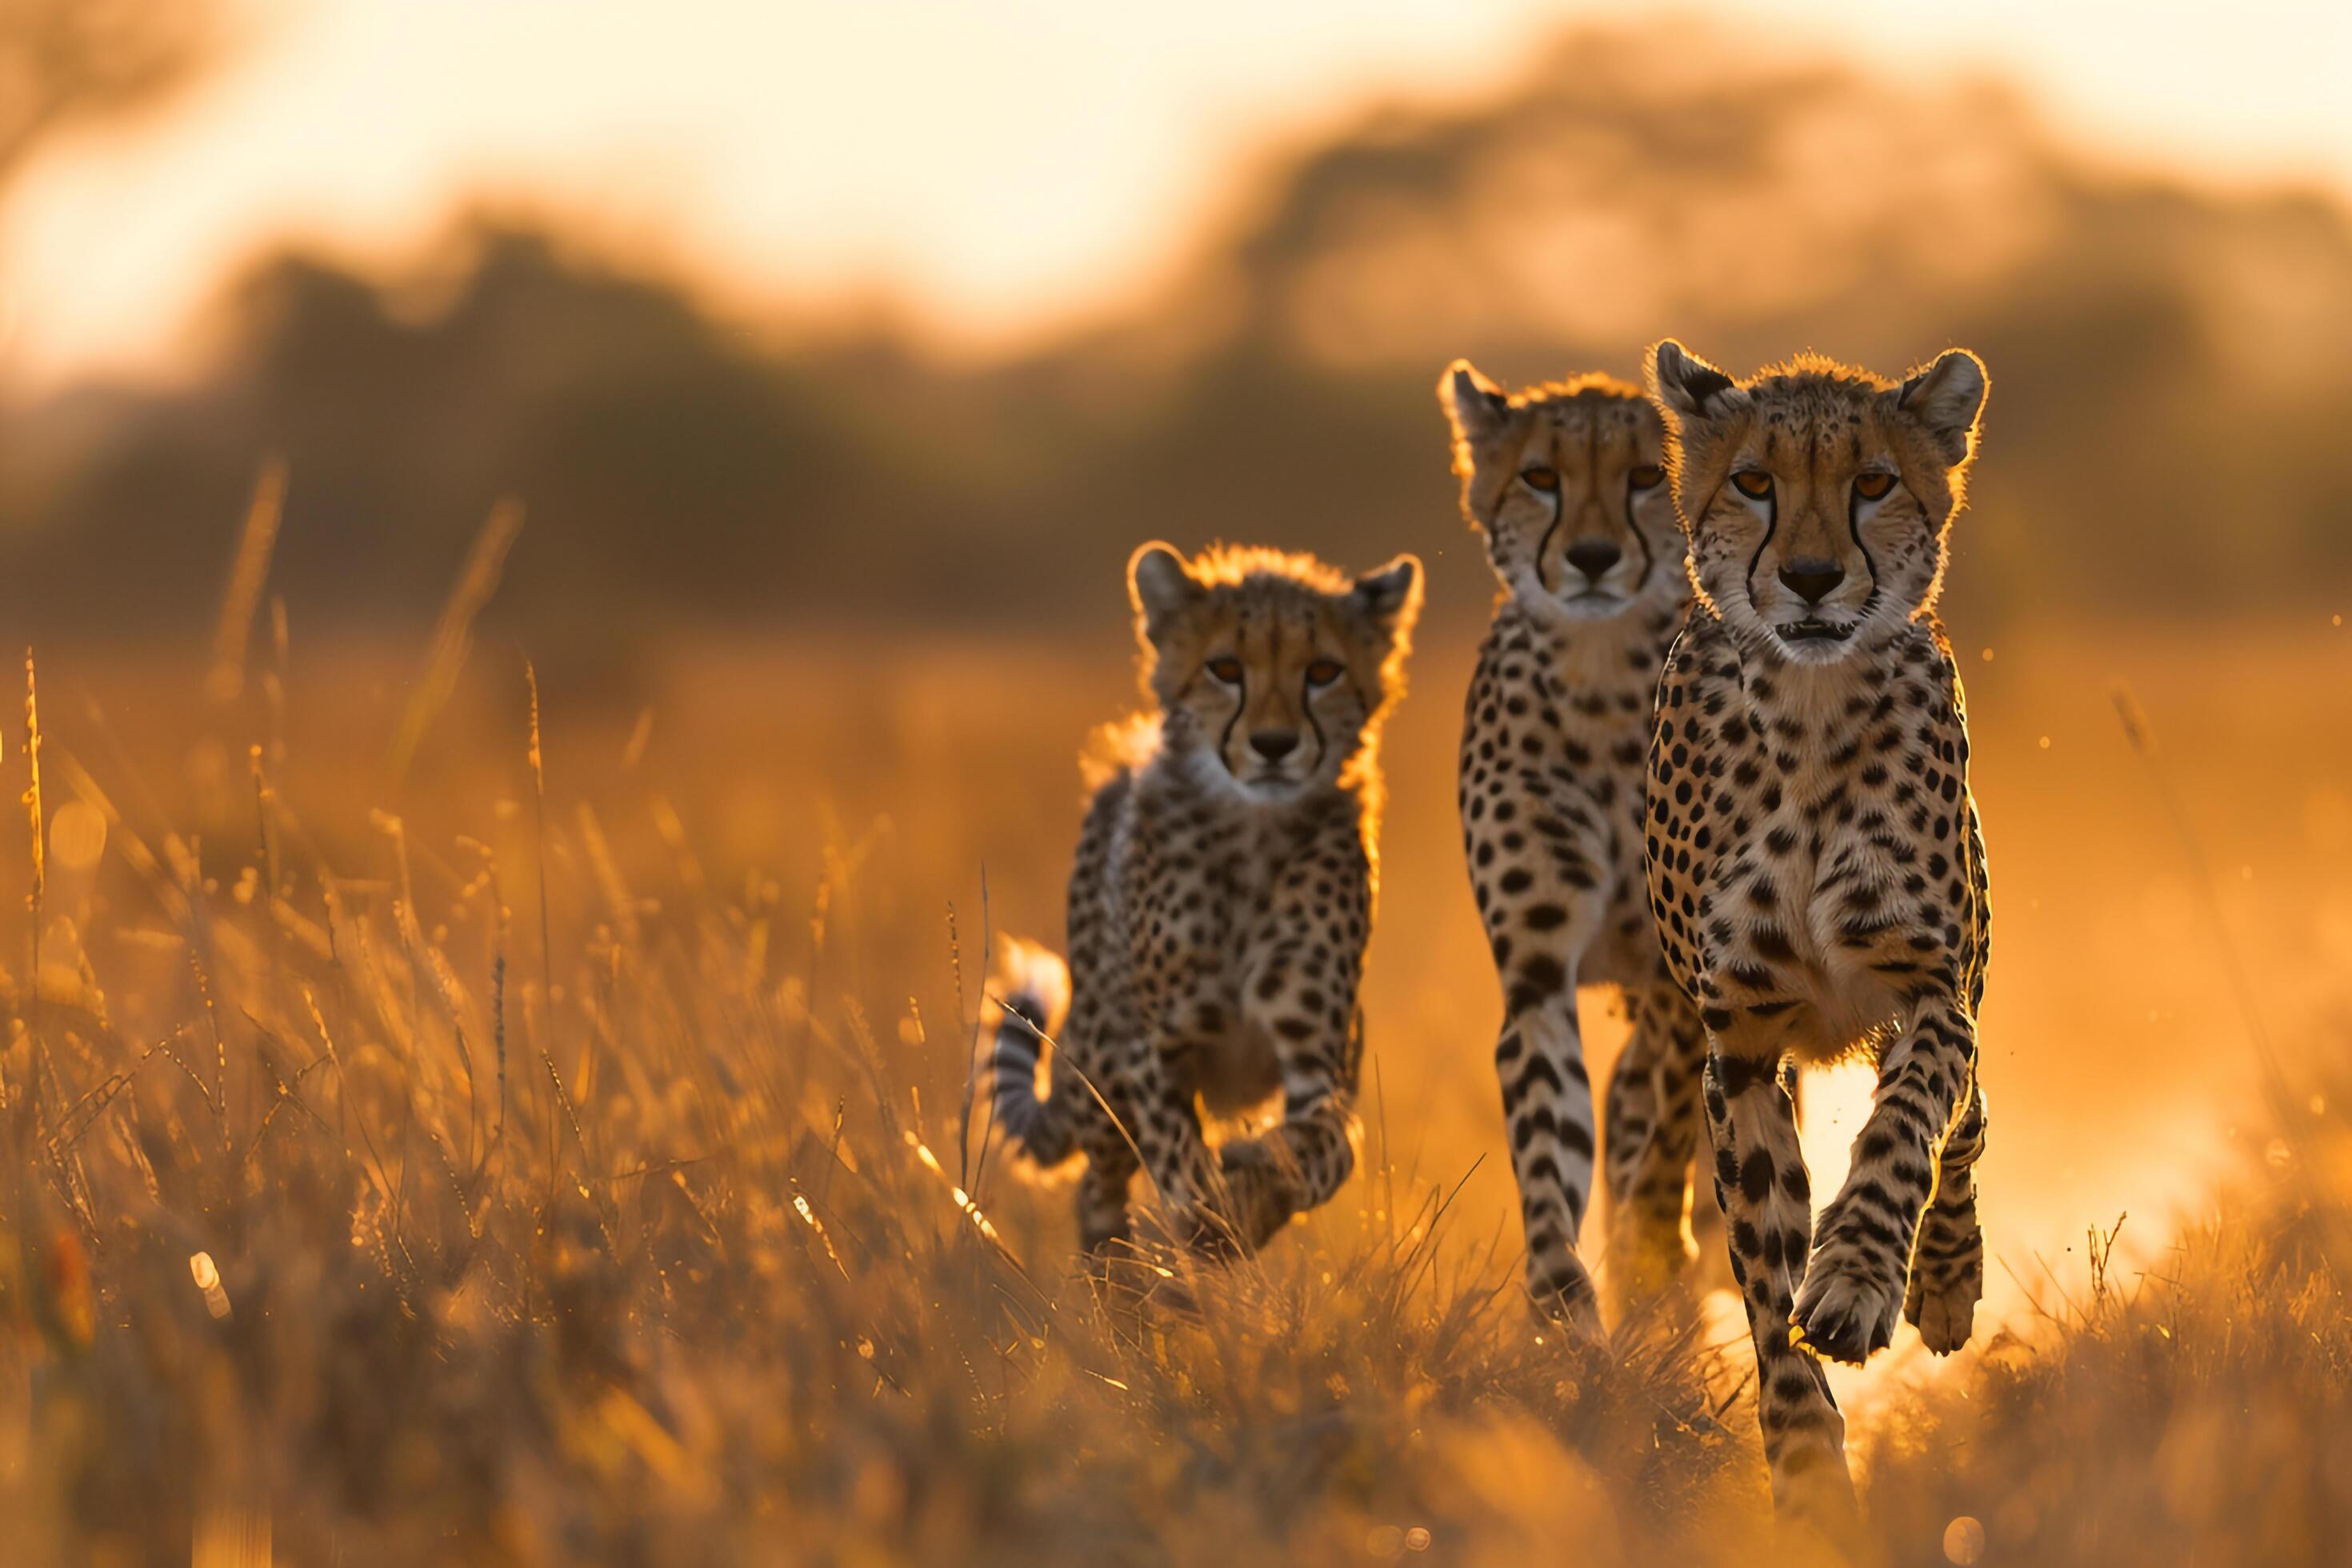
1601 980 1709 1319
1905 1083 1988 1354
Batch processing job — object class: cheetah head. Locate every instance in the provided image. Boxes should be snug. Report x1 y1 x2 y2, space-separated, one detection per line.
1127 542 1422 799
1649 340 1988 666
1438 362 1681 626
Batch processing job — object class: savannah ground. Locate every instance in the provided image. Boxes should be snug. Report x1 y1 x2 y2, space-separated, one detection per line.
0 497 2346 1564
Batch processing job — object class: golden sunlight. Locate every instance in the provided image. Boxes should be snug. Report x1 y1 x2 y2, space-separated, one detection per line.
3 0 2349 387
0 0 2345 1558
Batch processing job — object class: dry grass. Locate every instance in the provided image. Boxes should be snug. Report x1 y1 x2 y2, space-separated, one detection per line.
1860 1033 2352 1566
0 634 1752 1566
0 574 2343 1561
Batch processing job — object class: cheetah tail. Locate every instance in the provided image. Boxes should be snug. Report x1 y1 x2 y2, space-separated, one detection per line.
982 937 1080 1168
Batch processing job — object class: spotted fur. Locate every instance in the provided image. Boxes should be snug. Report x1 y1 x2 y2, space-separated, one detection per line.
1644 340 1995 1518
986 541 1422 1258
1438 362 1710 1334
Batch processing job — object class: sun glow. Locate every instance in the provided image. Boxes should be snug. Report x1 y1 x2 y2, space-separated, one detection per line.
2 0 2348 390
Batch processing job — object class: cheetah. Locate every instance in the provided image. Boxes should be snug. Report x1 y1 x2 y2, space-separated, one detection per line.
984 540 1422 1259
1438 363 1712 1334
1643 340 1994 1517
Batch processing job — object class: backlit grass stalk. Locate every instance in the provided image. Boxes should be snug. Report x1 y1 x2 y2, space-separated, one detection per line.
526 655 557 1211
390 498 524 782
23 647 40 1011
206 458 288 705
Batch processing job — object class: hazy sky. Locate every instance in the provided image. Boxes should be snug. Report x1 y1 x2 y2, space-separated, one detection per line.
6 0 2350 388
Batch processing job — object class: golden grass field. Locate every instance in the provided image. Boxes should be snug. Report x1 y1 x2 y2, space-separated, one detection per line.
0 530 2346 1563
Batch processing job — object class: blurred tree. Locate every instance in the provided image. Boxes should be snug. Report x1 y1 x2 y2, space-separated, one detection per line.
1 20 2348 648
0 0 226 196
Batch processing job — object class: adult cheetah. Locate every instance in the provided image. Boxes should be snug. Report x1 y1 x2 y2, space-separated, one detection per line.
1438 363 1710 1333
1645 340 1994 1516
985 541 1422 1258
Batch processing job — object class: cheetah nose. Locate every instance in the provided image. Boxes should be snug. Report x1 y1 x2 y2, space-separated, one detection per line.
1249 730 1298 763
1778 557 1845 606
1565 538 1622 581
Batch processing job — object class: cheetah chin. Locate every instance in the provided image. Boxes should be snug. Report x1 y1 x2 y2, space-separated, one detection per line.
1777 618 1853 643
1197 758 1313 806
1771 618 1861 661
1236 769 1311 797
1553 588 1630 619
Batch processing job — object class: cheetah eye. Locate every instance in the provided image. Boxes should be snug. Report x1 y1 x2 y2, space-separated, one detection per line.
1305 658 1343 688
1521 466 1559 493
1731 470 1773 500
1629 464 1666 490
1854 471 1895 501
1206 657 1244 685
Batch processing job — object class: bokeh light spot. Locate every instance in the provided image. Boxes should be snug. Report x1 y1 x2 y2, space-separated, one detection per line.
50 800 106 871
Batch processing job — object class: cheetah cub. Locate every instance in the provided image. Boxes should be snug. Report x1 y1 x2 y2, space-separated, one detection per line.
1438 364 1710 1334
986 542 1422 1258
1645 341 1994 1515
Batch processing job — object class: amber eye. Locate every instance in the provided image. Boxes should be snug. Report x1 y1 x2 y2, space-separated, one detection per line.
1731 470 1773 499
1207 657 1244 684
1521 466 1559 492
1854 471 1895 501
1305 658 1344 688
1629 463 1666 490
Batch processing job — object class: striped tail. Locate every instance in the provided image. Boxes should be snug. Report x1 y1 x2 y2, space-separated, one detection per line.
984 938 1080 1167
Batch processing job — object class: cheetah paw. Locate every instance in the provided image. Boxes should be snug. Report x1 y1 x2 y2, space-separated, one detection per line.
1904 1252 1983 1355
1790 1242 1904 1365
1180 1140 1293 1256
1526 1255 1606 1344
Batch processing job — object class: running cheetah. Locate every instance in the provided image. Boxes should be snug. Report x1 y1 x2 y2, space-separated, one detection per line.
985 541 1422 1258
1437 362 1710 1334
1645 340 1994 1517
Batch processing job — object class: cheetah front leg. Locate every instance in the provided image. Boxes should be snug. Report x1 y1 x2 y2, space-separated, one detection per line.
1702 1047 1856 1522
1229 957 1363 1252
1130 991 1237 1252
1904 1078 1987 1354
1602 974 1707 1316
1216 831 1381 1252
1794 993 1978 1364
1486 900 1609 1335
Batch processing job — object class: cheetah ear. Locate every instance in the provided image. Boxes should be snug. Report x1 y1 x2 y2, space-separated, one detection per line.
1438 359 1510 446
1128 541 1203 636
1350 554 1422 641
1649 338 1745 422
1898 349 1989 466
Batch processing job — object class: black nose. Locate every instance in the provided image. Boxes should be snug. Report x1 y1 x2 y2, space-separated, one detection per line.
1778 558 1845 606
1565 538 1622 581
1249 730 1298 762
